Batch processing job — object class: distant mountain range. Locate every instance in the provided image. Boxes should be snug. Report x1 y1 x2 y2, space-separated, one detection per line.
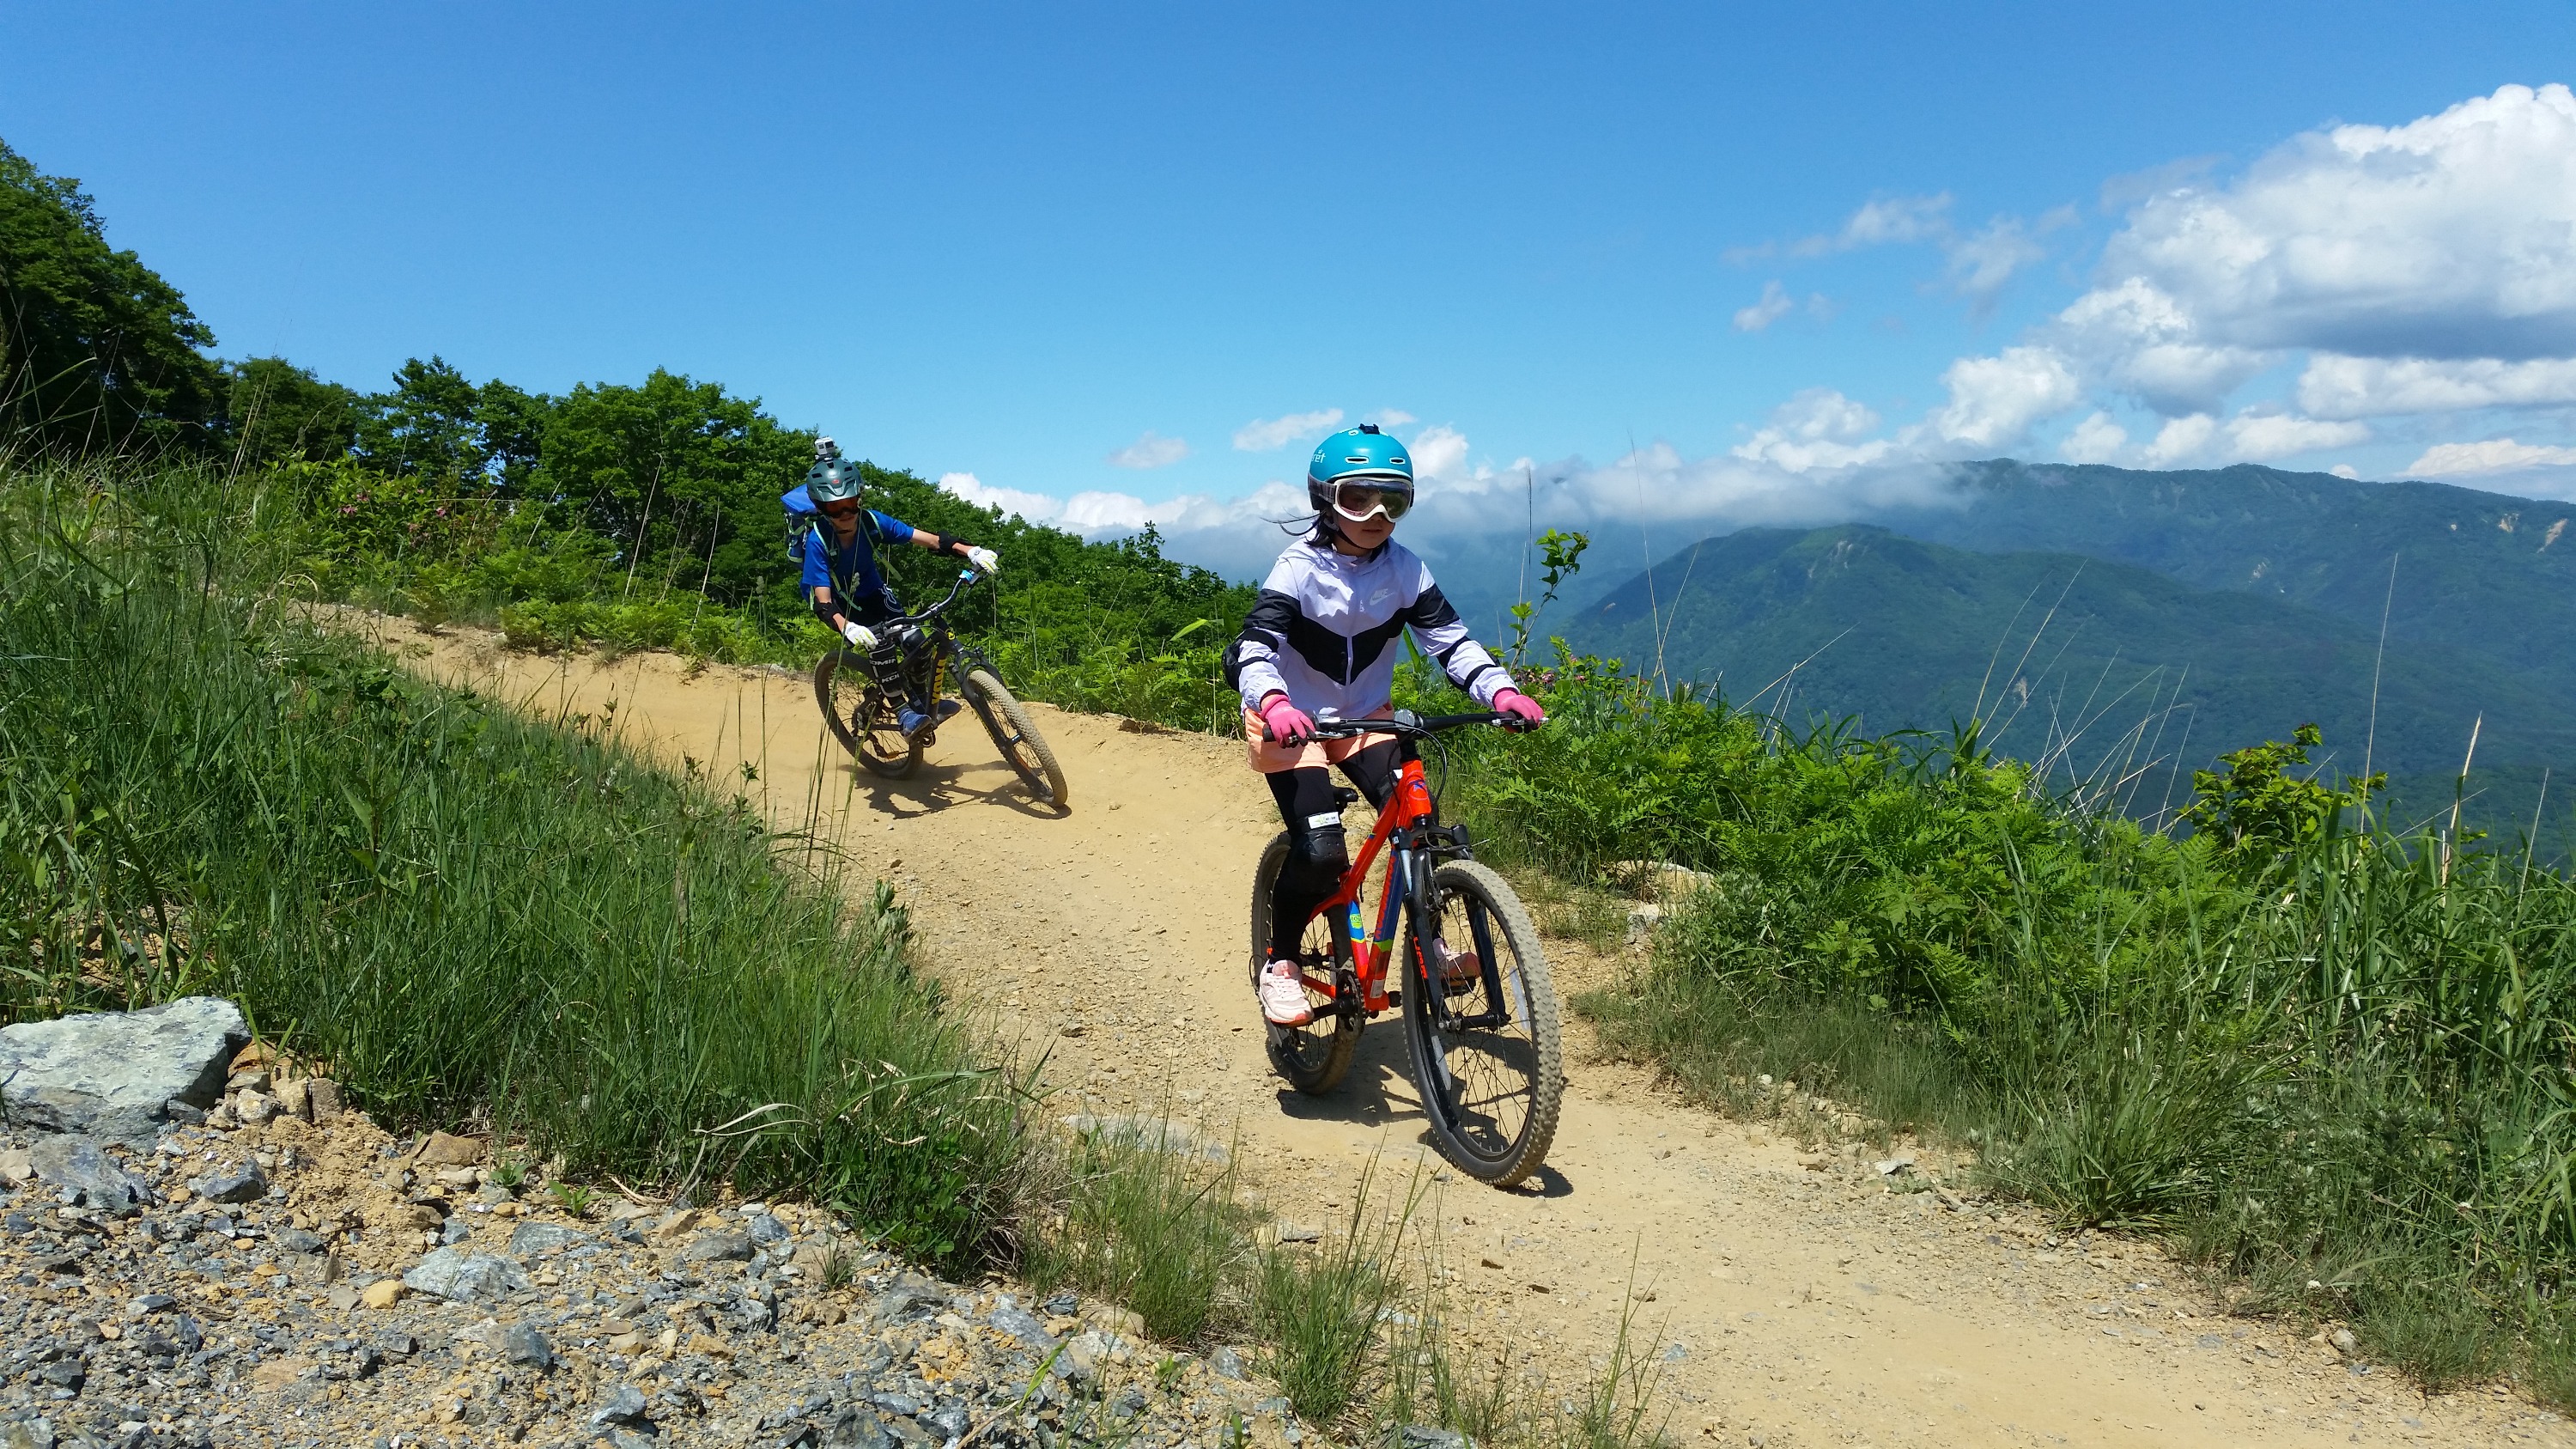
1558 462 2576 837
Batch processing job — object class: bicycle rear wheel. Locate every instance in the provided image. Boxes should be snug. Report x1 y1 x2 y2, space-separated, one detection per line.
1400 860 1562 1186
1249 831 1359 1094
815 650 920 778
963 667 1069 806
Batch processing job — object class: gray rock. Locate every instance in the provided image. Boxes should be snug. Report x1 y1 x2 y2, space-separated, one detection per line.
28 1136 152 1214
1399 1428 1466 1449
745 1211 789 1245
818 1407 894 1449
989 1300 1055 1349
507 1221 587 1256
0 997 247 1147
438 1218 472 1247
1209 1345 1248 1380
498 1322 554 1369
400 1248 532 1303
679 1230 752 1263
868 1278 945 1325
0 1414 58 1449
588 1384 648 1427
608 1432 656 1449
186 1160 267 1204
274 1227 325 1255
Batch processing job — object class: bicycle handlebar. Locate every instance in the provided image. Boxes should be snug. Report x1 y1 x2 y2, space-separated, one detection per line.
877 569 985 631
1261 708 1538 743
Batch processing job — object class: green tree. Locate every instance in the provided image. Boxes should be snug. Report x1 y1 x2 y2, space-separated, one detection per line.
536 368 813 604
2180 722 2383 869
355 356 490 483
223 356 363 466
0 137 222 454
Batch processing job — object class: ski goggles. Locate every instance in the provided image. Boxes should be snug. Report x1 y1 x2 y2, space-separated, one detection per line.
1327 479 1414 524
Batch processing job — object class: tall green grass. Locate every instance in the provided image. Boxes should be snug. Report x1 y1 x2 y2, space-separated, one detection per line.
0 464 1023 1265
1431 650 2576 1398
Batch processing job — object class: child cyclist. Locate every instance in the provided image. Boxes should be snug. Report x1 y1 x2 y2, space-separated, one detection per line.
1233 423 1546 1026
798 438 1001 738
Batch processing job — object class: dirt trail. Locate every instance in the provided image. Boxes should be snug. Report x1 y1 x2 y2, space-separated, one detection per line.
360 618 2566 1449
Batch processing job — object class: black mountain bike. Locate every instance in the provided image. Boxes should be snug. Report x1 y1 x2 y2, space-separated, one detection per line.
814 569 1069 807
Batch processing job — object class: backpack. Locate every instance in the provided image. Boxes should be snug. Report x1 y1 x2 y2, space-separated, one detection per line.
782 484 881 567
781 484 820 564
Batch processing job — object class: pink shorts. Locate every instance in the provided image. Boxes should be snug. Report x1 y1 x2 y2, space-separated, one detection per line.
1242 707 1394 775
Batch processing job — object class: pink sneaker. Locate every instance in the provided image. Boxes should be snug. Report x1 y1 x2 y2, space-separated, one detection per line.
1429 938 1482 989
1258 960 1315 1026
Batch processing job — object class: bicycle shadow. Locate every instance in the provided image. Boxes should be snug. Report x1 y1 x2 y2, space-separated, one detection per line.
1268 1028 1575 1198
828 750 1070 823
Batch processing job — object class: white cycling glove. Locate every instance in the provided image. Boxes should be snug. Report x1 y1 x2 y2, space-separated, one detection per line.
839 619 878 651
965 546 999 574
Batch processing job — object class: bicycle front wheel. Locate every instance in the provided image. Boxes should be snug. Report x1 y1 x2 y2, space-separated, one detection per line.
1400 860 1562 1187
815 650 919 778
962 667 1069 806
1250 831 1359 1094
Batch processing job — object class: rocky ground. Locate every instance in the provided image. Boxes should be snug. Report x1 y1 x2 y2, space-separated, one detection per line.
1 1072 1297 1449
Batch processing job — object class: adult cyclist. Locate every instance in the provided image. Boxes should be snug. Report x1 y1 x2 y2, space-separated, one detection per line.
1232 423 1546 1026
798 438 1000 739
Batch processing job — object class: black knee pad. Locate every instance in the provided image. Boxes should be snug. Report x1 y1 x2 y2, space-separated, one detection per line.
1291 817 1350 879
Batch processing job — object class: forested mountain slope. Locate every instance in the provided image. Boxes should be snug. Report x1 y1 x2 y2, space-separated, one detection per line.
1565 524 2575 819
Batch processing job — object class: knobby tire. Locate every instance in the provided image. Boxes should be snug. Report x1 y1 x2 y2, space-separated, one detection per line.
962 668 1068 806
815 649 920 778
1400 860 1562 1186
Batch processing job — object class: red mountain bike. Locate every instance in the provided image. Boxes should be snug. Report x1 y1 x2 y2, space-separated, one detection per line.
1249 709 1564 1186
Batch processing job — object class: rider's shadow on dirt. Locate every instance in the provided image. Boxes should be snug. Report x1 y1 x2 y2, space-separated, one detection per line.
829 753 1068 823
1268 1032 1575 1198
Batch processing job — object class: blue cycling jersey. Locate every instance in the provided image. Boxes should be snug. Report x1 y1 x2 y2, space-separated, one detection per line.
800 509 917 616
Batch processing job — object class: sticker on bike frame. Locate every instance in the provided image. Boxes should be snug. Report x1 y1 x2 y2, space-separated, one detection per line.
1306 812 1344 830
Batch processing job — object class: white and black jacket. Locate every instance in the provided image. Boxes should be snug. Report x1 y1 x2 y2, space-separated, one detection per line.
1234 538 1516 721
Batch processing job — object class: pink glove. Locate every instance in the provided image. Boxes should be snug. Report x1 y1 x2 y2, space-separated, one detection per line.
1259 693 1318 746
1493 689 1547 728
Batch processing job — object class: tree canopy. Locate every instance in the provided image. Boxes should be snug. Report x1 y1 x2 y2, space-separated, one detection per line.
0 137 223 454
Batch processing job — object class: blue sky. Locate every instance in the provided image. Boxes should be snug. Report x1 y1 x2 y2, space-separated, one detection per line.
9 3 2576 573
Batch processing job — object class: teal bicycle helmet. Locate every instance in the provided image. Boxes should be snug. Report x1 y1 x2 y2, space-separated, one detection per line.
1307 423 1413 518
807 436 863 505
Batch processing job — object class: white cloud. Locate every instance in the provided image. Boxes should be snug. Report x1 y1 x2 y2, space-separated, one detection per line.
1105 429 1189 468
1231 409 1344 452
2097 83 2576 362
1364 409 1417 429
2126 409 2367 467
2222 411 2370 460
1733 280 1795 332
1731 389 1893 472
1926 345 2084 448
2405 438 2576 477
2058 412 2128 464
2296 354 2576 418
1781 192 2054 307
2141 413 2219 467
939 472 1064 525
2050 277 2275 416
1823 192 1953 250
1409 424 1473 482
2330 464 2362 478
1944 215 2053 307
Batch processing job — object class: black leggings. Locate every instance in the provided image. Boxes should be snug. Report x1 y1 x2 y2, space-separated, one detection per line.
1263 739 1409 962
